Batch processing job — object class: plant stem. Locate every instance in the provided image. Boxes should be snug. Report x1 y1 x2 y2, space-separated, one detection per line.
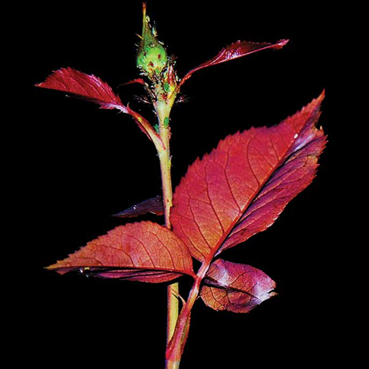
165 263 210 367
155 101 179 350
158 140 179 344
166 360 181 369
158 127 173 229
165 278 200 366
157 103 211 366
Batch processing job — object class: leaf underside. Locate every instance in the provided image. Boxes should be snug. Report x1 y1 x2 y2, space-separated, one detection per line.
113 196 164 218
171 92 327 262
47 222 194 283
201 259 276 313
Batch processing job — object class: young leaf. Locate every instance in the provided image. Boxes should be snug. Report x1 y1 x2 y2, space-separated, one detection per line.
47 221 195 283
113 196 164 218
200 259 276 313
171 92 327 262
36 68 164 149
178 39 288 88
119 78 147 86
36 67 125 110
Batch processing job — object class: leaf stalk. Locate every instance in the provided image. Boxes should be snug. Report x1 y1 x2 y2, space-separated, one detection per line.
165 263 211 367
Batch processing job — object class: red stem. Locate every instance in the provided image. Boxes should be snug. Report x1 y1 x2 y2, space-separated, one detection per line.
165 261 210 366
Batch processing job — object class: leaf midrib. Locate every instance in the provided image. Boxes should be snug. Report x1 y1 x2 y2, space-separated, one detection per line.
203 119 311 266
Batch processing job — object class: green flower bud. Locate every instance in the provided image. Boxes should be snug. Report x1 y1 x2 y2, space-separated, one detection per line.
136 3 168 78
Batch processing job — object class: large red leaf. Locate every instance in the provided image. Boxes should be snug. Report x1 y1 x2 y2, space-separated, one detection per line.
47 221 195 283
171 92 327 261
178 39 288 88
200 259 276 313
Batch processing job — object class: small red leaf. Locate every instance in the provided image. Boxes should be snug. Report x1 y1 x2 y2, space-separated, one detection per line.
171 92 326 261
179 39 288 88
47 221 195 283
119 78 147 86
113 196 164 218
36 67 126 110
201 259 276 313
36 68 165 149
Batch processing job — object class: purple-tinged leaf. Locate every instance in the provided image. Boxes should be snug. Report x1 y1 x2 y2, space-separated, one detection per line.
201 259 276 313
113 196 164 218
178 39 288 88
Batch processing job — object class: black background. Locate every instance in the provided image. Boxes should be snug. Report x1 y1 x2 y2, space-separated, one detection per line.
18 0 358 368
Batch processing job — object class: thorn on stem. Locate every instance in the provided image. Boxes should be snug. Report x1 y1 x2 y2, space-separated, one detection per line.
172 291 186 306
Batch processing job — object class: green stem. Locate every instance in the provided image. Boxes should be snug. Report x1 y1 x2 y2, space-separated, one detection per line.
166 360 181 369
155 102 179 353
167 282 179 346
165 279 200 366
158 140 179 344
158 128 173 229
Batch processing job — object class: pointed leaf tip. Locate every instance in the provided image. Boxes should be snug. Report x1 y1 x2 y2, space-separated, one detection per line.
276 39 289 48
178 39 289 88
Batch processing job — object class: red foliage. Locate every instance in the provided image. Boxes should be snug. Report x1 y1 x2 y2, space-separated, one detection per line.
179 40 288 88
36 68 164 147
46 93 326 295
36 67 125 110
47 222 195 283
171 92 326 261
201 259 276 313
